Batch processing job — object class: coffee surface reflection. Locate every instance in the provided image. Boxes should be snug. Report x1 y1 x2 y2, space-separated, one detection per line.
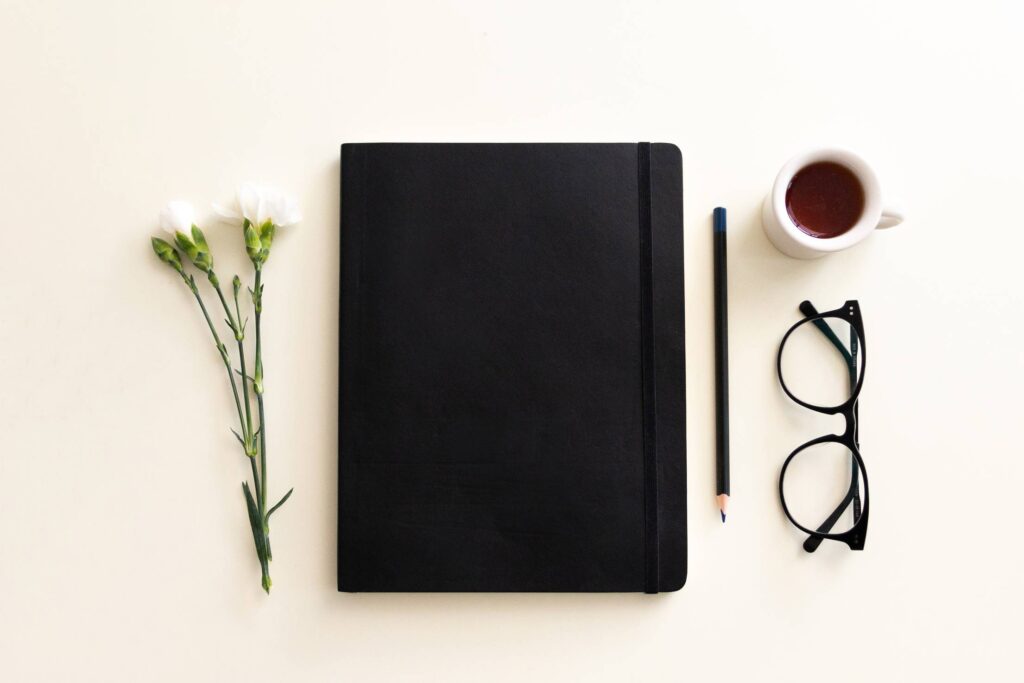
785 161 865 238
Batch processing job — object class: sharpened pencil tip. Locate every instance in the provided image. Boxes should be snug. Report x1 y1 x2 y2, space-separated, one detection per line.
716 493 729 523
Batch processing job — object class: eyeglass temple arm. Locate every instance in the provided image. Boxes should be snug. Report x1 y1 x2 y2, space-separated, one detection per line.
803 423 862 552
799 301 862 553
803 487 859 552
799 301 854 365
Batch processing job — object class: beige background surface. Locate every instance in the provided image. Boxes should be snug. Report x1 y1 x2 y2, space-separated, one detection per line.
1 0 1022 680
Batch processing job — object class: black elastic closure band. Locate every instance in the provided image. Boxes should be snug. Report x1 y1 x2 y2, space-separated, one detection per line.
638 142 659 594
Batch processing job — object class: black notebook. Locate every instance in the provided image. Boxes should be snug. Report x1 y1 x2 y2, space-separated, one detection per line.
339 143 686 592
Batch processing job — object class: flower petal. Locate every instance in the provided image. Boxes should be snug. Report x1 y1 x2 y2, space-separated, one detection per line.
237 184 263 224
278 196 302 227
212 201 242 224
158 200 196 234
215 184 301 229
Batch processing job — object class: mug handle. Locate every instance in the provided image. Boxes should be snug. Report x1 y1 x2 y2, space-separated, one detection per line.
877 204 904 230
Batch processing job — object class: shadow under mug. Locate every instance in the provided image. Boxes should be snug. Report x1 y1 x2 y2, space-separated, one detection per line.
761 148 903 259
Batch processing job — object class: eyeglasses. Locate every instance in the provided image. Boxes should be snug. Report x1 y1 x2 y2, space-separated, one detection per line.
776 300 869 552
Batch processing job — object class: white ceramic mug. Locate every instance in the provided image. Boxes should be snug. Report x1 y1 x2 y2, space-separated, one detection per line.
761 148 903 259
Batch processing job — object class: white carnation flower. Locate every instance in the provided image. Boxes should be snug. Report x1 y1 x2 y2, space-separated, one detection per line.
158 200 196 238
214 184 302 228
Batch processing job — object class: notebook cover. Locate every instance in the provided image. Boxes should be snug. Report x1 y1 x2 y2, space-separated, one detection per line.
339 143 686 592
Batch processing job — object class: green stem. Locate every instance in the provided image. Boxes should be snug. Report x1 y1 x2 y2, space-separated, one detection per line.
236 333 256 456
255 269 266 511
233 286 245 339
181 273 247 444
212 279 255 452
253 268 273 562
180 268 272 593
238 343 255 450
224 281 265 545
257 392 271 560
249 456 262 521
213 280 238 333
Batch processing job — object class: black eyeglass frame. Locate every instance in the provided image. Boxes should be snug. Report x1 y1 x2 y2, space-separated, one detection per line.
776 299 869 552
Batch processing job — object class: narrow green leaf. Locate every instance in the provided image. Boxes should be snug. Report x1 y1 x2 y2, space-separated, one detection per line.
266 488 294 520
242 482 258 518
230 429 245 446
234 369 256 382
242 482 267 564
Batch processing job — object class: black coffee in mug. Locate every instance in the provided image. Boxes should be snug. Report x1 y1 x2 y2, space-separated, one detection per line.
785 161 865 238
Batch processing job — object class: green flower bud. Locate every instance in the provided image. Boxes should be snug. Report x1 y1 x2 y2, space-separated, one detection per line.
174 230 198 260
190 224 210 253
192 226 214 271
258 221 276 262
175 226 213 273
151 237 183 273
232 275 242 297
244 223 262 261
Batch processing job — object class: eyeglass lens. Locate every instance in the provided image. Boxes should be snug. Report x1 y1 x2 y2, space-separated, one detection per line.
779 316 863 409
